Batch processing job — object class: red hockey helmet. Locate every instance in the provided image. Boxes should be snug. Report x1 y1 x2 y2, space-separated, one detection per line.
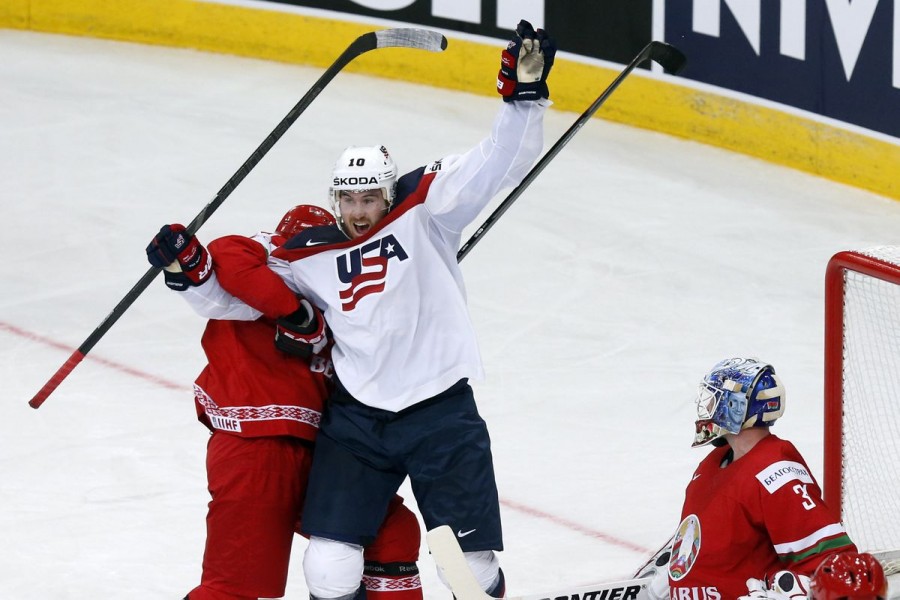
275 204 335 238
810 553 887 600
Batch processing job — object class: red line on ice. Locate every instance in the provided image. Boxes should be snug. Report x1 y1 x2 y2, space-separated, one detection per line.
1 320 183 391
5 319 649 553
501 498 652 554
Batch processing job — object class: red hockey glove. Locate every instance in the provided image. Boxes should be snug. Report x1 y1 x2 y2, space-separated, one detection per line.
146 224 212 291
497 19 556 102
274 298 328 358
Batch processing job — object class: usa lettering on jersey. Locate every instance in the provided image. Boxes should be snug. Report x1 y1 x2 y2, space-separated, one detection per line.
337 233 409 311
755 460 814 493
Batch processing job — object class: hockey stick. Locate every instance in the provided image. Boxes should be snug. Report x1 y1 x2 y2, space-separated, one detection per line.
456 41 686 262
427 526 651 600
430 524 900 600
28 28 447 409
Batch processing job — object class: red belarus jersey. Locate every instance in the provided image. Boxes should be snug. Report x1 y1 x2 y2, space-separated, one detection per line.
667 435 854 600
191 233 331 440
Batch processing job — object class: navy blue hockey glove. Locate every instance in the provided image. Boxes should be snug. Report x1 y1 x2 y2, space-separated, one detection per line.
497 20 556 102
274 298 328 358
146 224 212 291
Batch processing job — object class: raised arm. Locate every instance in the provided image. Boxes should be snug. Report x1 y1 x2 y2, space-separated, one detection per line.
425 20 555 231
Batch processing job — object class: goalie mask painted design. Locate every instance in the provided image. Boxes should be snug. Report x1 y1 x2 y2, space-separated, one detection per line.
809 552 887 600
329 145 398 229
692 357 785 447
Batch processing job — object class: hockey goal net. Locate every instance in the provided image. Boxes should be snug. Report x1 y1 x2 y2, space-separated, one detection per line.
824 247 900 583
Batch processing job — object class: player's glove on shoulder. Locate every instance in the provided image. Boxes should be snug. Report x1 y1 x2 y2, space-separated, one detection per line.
274 298 328 358
497 19 556 102
740 571 811 600
146 224 212 291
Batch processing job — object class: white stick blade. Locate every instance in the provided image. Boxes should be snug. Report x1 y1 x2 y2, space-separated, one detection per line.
376 28 448 52
427 525 654 600
427 526 492 600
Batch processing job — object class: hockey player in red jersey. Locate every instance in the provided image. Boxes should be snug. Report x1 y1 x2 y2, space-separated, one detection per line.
638 357 856 600
146 205 422 600
153 19 555 600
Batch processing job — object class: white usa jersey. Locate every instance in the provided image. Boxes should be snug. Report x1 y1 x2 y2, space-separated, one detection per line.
271 100 548 411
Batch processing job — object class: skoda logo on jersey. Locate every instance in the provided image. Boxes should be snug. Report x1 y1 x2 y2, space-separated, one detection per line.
336 233 409 311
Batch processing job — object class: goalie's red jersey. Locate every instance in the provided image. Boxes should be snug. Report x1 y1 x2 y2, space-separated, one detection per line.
667 434 855 600
191 233 331 441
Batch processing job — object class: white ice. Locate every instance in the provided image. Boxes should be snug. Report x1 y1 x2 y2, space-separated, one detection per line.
1 29 898 599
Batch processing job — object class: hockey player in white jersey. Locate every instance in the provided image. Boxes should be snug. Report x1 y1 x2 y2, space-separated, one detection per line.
179 19 556 600
279 21 555 600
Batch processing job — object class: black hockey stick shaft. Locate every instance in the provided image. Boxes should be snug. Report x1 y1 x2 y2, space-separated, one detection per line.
457 41 686 262
29 28 447 409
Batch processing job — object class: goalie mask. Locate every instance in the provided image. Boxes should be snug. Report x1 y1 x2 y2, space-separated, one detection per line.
692 357 785 448
329 145 397 229
809 553 887 600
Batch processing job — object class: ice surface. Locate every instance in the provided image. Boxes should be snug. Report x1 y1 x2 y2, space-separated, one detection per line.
2 29 899 599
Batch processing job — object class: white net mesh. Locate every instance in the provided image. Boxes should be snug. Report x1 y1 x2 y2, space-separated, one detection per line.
837 246 900 580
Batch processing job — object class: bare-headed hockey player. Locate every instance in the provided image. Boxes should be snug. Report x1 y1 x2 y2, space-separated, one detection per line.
146 205 422 600
637 358 857 600
164 18 557 600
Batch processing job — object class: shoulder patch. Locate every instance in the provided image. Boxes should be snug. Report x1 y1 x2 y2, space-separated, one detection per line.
755 460 814 494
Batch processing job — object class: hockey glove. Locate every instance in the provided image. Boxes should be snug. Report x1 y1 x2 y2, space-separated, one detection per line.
274 298 328 358
739 571 811 600
497 19 556 102
146 224 212 291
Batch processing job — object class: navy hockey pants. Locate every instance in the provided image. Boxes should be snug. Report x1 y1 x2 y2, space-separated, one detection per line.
301 379 503 552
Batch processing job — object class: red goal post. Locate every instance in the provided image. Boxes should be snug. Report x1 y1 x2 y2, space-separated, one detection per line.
824 248 900 579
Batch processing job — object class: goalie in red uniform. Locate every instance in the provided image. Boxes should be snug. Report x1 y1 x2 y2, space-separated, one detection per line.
637 357 858 600
146 205 422 600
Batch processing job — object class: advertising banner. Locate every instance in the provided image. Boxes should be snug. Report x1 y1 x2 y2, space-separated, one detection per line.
267 0 653 65
664 0 900 138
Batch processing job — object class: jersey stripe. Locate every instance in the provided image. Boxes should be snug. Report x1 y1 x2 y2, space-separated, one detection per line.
773 523 853 560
